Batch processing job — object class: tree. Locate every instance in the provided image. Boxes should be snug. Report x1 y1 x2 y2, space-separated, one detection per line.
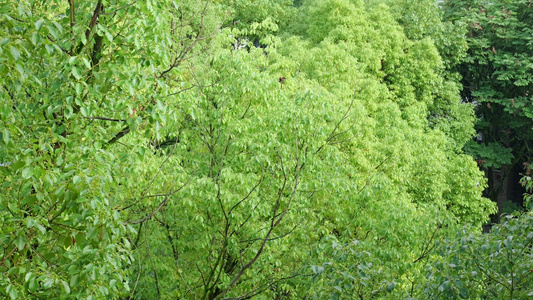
443 0 533 218
1 0 497 298
0 0 220 297
262 0 494 297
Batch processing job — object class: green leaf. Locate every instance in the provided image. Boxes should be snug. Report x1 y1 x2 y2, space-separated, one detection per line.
105 31 113 43
3 128 9 144
311 265 324 274
11 160 25 171
137 146 146 159
504 236 513 248
82 58 91 69
80 106 88 117
70 275 79 288
6 284 18 300
10 46 20 61
45 44 54 54
28 277 38 293
21 167 32 179
459 286 469 298
61 280 71 295
42 277 54 289
47 25 58 39
36 223 46 234
75 83 83 95
15 236 25 250
34 19 45 31
65 105 74 119
31 32 39 46
386 282 397 293
25 217 35 228
52 21 63 33
72 67 82 80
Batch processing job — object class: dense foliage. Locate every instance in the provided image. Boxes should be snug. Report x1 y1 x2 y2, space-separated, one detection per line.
1 0 528 299
443 0 533 211
425 212 533 299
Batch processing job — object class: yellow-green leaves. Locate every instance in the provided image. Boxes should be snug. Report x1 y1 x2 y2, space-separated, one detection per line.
0 0 499 298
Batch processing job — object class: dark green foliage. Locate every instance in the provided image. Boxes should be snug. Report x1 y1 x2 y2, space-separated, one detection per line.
443 0 533 204
425 212 533 299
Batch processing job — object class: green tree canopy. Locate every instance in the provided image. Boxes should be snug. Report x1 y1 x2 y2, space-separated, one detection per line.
0 0 501 299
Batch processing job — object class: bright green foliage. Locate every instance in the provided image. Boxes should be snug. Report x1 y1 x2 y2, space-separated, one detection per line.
381 0 468 69
271 0 493 225
424 212 533 299
1 0 500 299
262 0 494 297
305 202 459 299
129 49 346 299
0 0 221 298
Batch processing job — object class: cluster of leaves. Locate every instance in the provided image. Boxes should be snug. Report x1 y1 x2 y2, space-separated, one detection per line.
424 213 533 299
0 0 505 299
520 175 533 210
464 141 514 168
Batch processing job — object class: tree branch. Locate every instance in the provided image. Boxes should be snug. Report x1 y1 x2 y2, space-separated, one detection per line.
107 126 130 145
315 86 357 155
101 0 138 16
84 116 126 122
126 178 190 224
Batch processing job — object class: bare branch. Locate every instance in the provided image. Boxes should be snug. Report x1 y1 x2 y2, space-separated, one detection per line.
215 148 301 299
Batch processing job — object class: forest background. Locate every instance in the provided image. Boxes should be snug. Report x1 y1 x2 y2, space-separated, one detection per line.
1 0 532 299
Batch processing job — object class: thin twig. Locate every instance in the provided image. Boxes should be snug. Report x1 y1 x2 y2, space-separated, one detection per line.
126 177 191 224
84 116 126 122
100 0 138 16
